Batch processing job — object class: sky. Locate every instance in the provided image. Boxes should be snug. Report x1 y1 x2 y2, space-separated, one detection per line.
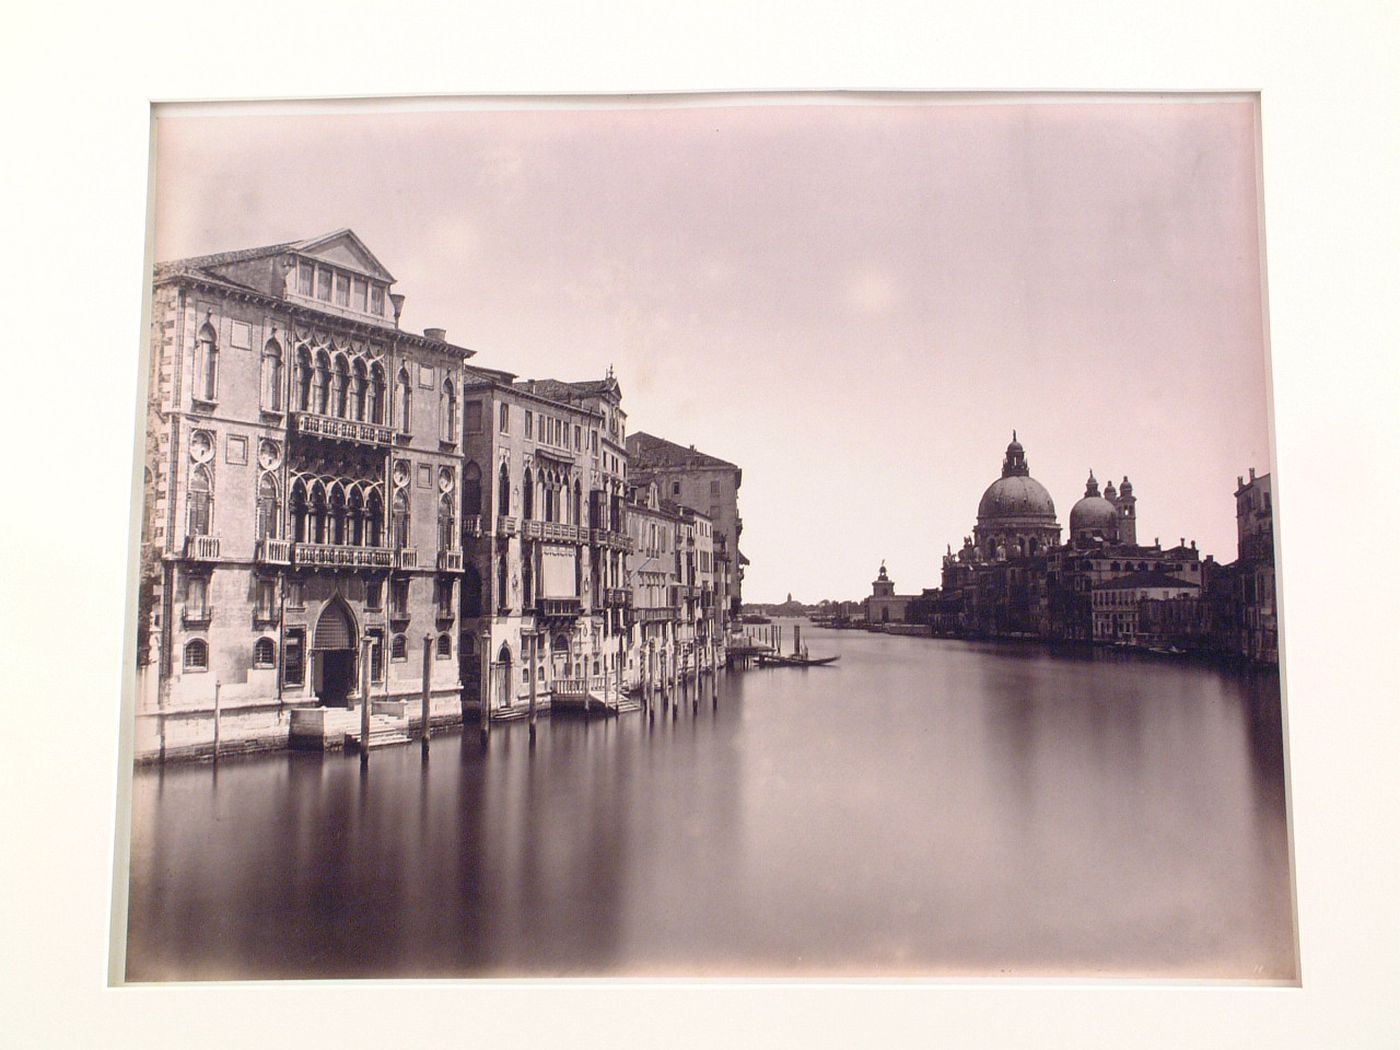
152 96 1272 604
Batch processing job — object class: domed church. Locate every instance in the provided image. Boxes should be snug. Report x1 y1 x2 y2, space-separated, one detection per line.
1068 471 1137 547
973 433 1062 559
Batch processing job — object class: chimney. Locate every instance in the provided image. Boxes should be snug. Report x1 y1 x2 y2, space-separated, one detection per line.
424 327 447 342
1249 467 1256 481
389 293 406 328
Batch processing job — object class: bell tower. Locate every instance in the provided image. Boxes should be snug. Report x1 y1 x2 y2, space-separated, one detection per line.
872 561 895 599
1117 476 1137 545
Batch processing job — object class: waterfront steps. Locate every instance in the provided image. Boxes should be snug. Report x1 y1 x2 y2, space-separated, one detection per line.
289 707 412 751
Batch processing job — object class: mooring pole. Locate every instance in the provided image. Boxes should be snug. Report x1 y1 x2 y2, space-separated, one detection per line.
794 624 802 656
528 632 538 742
420 633 432 751
480 641 491 747
359 638 372 767
212 679 221 762
616 632 624 708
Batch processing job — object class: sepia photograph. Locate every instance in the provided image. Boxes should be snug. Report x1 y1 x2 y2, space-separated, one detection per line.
114 93 1295 983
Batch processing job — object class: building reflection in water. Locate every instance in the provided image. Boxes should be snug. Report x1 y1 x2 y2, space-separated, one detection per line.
123 627 1293 980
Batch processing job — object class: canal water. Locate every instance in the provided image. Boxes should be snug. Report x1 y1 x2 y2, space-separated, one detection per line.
123 623 1296 981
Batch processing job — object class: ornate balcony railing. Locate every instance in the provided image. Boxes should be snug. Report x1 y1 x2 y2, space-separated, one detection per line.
183 535 221 561
255 536 292 565
553 675 612 697
636 606 678 623
293 542 395 570
462 514 483 539
396 546 418 570
437 548 464 573
496 515 519 538
252 606 280 628
522 519 545 540
291 411 394 448
538 597 582 619
605 587 631 608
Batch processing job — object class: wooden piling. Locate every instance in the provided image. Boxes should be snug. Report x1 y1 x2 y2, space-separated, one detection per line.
528 632 538 741
359 638 372 766
212 680 221 762
793 624 802 656
480 640 490 746
421 633 432 750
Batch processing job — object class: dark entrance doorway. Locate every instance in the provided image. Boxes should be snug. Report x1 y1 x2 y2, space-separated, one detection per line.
313 599 358 708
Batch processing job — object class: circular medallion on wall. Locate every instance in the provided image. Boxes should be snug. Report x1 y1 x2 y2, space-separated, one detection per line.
257 440 282 470
392 460 410 488
188 430 214 463
438 467 454 493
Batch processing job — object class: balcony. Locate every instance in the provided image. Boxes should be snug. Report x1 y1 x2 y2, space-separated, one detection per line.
543 522 585 543
462 514 483 539
605 587 632 608
522 519 545 540
636 605 678 624
291 411 394 448
255 536 292 565
396 546 418 570
538 597 582 619
437 548 464 573
183 535 221 561
388 606 410 625
253 606 280 628
293 542 395 570
496 515 519 538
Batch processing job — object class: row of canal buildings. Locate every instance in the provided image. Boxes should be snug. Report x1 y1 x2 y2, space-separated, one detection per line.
134 230 747 760
864 434 1278 664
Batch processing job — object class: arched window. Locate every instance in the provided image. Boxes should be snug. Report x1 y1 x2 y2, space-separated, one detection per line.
544 480 556 523
333 355 350 418
261 339 283 411
352 359 368 421
437 633 452 658
329 485 347 545
462 461 482 516
395 367 412 432
522 468 534 520
253 637 276 667
366 489 384 547
522 552 533 609
438 493 455 552
309 482 327 544
256 474 280 539
497 463 511 517
391 634 407 661
294 347 313 411
183 638 208 671
573 480 582 527
194 323 218 401
440 378 458 443
369 363 386 424
188 464 213 537
348 487 365 546
496 551 508 611
313 352 330 414
392 488 410 549
290 479 308 542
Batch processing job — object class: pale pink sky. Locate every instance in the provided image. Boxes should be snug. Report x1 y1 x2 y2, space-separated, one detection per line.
152 97 1271 603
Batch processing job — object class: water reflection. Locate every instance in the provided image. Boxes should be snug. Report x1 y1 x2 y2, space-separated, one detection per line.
124 626 1294 980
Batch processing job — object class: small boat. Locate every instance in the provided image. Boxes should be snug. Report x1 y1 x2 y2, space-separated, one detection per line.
741 614 772 625
756 652 840 668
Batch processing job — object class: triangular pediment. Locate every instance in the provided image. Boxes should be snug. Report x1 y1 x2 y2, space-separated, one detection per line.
293 229 395 282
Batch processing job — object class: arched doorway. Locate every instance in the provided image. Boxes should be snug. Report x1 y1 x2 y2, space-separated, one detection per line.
497 643 513 709
313 598 358 708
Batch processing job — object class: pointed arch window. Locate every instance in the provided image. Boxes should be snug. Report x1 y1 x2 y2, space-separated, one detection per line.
366 490 384 547
497 463 511 517
309 483 328 544
188 465 213 537
395 367 412 432
290 480 308 542
352 359 368 421
462 462 482 516
369 363 386 424
261 339 283 411
313 352 330 414
329 485 347 545
522 468 534 520
496 550 509 611
194 323 219 402
256 474 281 540
333 356 350 418
522 551 534 610
392 488 410 550
440 378 458 443
348 487 365 547
295 347 313 411
572 480 582 527
438 493 456 552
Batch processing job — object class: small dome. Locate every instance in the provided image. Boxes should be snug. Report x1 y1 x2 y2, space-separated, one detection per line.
1070 494 1118 534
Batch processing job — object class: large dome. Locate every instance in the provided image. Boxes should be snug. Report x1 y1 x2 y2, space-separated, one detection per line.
978 475 1057 521
976 434 1057 522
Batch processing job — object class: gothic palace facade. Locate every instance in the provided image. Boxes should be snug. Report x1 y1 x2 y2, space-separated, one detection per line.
135 230 736 761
